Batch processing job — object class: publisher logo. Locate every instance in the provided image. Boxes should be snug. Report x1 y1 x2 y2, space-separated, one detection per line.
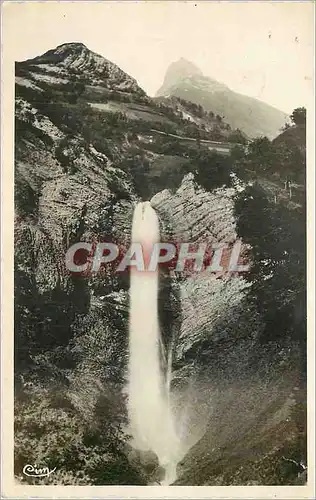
22 464 56 478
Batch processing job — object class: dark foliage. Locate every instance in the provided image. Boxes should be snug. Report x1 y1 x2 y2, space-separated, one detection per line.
191 150 233 191
234 183 306 359
290 107 306 127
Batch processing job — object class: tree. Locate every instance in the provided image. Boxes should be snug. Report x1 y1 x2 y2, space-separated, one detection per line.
281 122 291 132
246 136 275 172
234 182 306 347
228 128 247 145
230 144 245 163
290 107 306 127
193 150 232 191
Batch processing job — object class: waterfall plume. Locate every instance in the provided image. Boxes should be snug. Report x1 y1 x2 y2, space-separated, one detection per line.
127 201 181 484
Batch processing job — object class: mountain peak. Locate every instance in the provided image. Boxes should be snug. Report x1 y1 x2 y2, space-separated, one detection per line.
156 58 229 98
156 58 288 138
176 57 202 73
53 42 88 55
164 58 203 85
26 42 92 66
56 42 88 49
17 42 146 96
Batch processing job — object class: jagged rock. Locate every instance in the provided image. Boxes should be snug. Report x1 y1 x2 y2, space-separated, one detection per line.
151 173 237 243
151 173 251 370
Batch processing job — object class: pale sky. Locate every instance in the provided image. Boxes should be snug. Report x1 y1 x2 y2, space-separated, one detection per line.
3 1 314 113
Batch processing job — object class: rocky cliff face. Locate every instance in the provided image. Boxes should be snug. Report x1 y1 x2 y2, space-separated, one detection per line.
156 58 289 139
151 171 306 486
14 43 306 486
17 42 144 95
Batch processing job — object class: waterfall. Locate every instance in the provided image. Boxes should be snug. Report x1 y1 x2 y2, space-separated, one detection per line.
127 201 181 484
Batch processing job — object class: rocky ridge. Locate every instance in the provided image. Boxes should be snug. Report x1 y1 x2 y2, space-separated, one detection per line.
17 42 144 95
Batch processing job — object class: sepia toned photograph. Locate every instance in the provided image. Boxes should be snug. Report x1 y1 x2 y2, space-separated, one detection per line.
1 1 315 497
